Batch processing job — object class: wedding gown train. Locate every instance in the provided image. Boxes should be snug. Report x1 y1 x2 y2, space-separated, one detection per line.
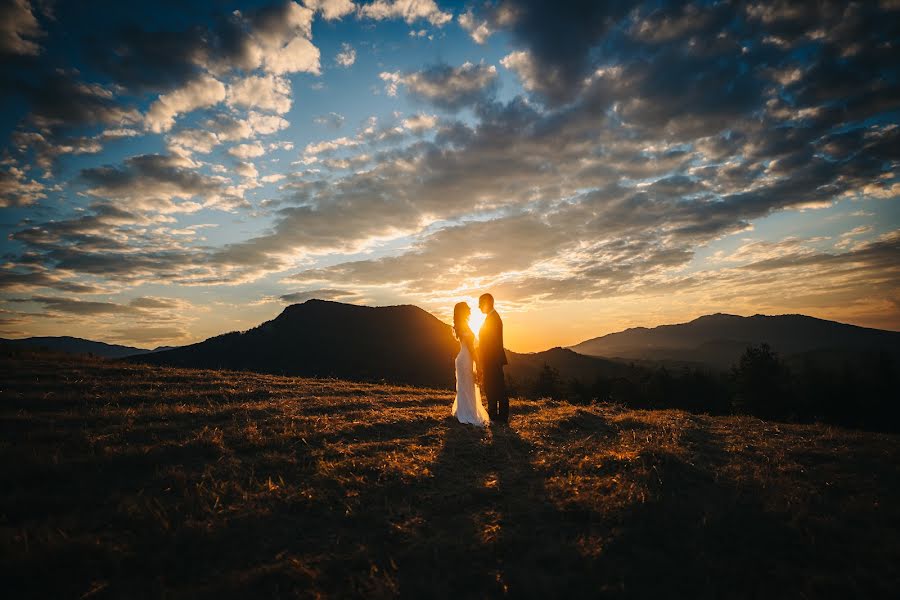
452 341 491 426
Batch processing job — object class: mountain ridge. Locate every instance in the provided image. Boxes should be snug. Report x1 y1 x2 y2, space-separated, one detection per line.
0 336 155 359
570 312 900 368
130 299 461 388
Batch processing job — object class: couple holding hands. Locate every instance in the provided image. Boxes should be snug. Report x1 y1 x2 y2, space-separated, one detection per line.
451 293 509 428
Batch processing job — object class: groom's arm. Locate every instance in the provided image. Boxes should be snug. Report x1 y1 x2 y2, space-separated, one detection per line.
496 316 507 365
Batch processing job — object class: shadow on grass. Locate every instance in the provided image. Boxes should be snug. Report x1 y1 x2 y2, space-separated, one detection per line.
4 354 900 599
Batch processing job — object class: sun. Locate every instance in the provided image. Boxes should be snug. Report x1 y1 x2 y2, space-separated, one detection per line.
468 310 486 336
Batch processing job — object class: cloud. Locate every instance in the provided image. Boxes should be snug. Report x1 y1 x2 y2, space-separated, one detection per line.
458 8 492 44
380 62 498 110
358 0 453 26
21 72 141 133
401 113 437 132
227 142 266 159
304 0 356 20
4 0 900 338
278 288 359 303
144 75 227 133
262 36 320 75
335 42 356 67
9 131 116 175
85 1 319 92
80 153 240 213
217 1 320 75
9 295 140 316
226 74 292 114
108 325 190 345
234 161 259 179
247 111 290 135
313 111 345 128
465 0 637 104
302 134 364 156
202 111 289 142
500 50 541 92
0 0 44 56
167 129 220 155
0 165 45 207
0 266 104 294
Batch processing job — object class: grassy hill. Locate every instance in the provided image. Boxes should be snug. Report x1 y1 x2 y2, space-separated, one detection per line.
2 351 899 598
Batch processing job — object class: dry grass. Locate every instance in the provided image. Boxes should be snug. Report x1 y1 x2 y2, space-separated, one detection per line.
2 351 899 599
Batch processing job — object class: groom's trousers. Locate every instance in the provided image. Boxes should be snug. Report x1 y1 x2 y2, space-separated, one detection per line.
483 364 508 423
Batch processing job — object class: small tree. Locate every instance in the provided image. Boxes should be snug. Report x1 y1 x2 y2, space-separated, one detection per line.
732 343 791 419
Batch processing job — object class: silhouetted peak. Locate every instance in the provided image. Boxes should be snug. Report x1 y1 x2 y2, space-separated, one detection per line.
690 313 742 323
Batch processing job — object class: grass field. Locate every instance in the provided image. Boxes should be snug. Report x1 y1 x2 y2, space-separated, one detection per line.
2 351 899 598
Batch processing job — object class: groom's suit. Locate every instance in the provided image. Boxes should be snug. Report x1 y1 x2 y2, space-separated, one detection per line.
479 309 509 423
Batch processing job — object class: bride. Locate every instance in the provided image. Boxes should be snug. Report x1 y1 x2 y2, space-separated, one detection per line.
451 302 491 426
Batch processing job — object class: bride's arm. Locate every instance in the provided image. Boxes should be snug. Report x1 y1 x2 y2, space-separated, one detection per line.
469 335 482 381
464 332 477 358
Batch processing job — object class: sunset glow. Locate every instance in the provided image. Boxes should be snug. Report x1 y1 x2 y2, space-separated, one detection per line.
1 0 898 351
468 310 486 338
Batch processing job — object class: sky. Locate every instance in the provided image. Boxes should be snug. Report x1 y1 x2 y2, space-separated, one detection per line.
1 0 899 352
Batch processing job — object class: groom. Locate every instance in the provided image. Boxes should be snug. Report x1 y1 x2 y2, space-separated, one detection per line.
478 293 509 425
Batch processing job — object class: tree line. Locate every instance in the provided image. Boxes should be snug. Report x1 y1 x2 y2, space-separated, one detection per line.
509 344 899 432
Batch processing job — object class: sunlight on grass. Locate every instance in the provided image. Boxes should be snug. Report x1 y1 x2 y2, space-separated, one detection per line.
3 351 899 598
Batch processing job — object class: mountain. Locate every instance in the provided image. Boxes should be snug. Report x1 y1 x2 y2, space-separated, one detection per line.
130 300 460 388
505 346 640 387
570 313 900 368
130 300 642 390
0 336 153 359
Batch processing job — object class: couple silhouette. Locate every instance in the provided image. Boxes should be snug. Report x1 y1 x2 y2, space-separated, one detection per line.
451 293 509 427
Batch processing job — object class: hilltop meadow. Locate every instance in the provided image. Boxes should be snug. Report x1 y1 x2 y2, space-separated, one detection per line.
2 350 899 598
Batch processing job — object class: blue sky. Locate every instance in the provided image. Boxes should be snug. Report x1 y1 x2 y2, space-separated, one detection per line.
1 0 898 351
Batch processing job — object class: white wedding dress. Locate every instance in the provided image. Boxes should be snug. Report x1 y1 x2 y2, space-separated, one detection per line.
452 337 491 426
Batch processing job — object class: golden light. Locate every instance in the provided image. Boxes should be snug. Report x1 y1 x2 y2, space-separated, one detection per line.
468 309 486 336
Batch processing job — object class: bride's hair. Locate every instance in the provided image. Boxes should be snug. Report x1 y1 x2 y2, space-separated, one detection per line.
453 302 473 341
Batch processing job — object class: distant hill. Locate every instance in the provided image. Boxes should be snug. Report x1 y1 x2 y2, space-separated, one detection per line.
570 313 900 368
129 300 461 388
0 336 153 359
506 346 640 387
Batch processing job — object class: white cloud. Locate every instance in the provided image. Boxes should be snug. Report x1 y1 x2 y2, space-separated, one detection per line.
101 128 141 138
458 9 492 44
145 75 227 133
261 173 286 183
303 136 360 156
500 51 541 92
228 142 266 159
209 1 320 76
380 71 403 96
265 35 321 75
247 111 290 135
335 42 356 67
167 129 220 154
227 75 293 114
402 113 438 132
358 0 452 27
235 161 259 179
304 0 355 20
